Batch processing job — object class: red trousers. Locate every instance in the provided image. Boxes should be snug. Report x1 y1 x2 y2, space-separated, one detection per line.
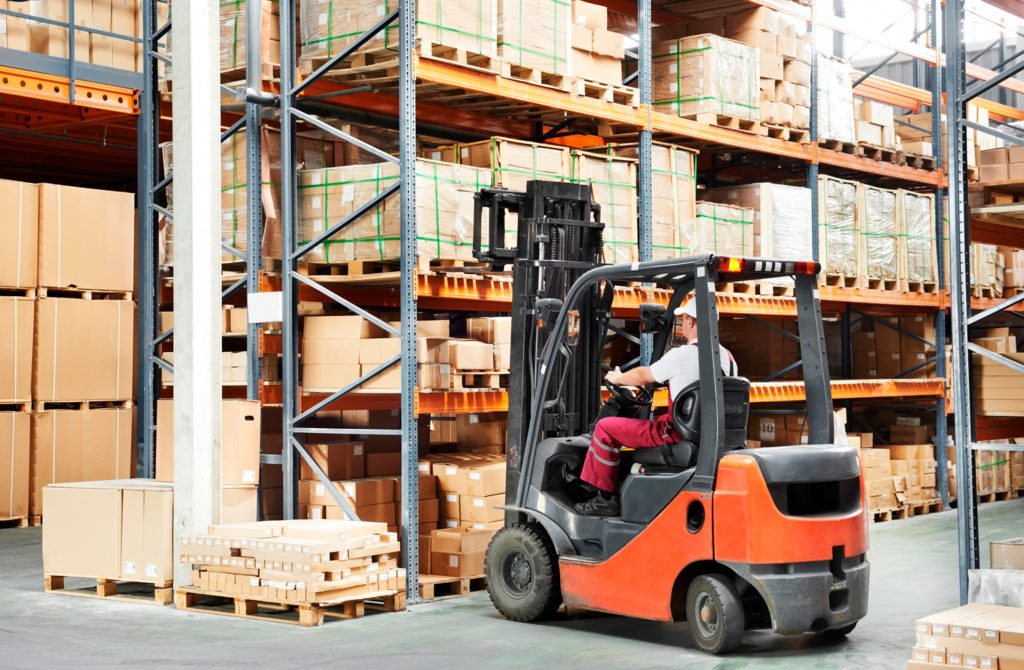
581 412 679 493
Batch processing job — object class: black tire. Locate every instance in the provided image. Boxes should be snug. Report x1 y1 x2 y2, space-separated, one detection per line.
485 523 562 622
823 622 857 639
685 574 745 654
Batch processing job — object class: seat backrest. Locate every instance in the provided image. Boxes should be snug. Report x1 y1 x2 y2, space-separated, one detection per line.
672 377 752 450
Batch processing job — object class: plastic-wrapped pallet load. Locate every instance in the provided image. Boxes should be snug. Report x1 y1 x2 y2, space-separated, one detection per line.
300 0 498 62
817 176 860 279
571 150 638 264
972 243 1002 295
693 202 754 257
705 183 811 288
219 0 280 73
297 160 492 263
497 0 569 75
599 142 697 261
860 185 899 283
898 190 937 288
652 33 760 122
816 54 855 144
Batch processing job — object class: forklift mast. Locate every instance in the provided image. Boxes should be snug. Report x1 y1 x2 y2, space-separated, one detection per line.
472 180 607 505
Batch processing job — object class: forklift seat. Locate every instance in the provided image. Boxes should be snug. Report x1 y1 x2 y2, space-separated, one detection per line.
631 377 751 469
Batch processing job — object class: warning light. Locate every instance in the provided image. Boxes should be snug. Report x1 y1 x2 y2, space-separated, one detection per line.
718 257 744 273
793 261 818 275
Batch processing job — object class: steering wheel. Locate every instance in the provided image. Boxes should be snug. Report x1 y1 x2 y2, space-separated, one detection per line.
603 379 654 408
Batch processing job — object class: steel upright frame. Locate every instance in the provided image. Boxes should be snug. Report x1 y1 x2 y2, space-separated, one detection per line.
946 0 1024 603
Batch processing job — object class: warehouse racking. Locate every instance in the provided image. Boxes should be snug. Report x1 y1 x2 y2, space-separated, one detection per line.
3 0 1024 601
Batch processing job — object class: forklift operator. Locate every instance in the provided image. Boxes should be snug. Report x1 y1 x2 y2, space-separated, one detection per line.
576 299 737 516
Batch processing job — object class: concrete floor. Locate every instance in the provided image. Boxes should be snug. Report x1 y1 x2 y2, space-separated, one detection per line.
1 500 1021 669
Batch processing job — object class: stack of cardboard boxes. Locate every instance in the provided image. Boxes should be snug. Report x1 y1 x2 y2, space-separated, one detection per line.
998 247 1024 292
854 100 898 149
219 0 279 73
158 306 255 387
571 151 639 264
909 603 1024 669
570 1 625 85
885 443 938 505
859 443 899 512
980 146 1024 183
720 318 800 381
896 102 999 163
693 202 756 258
0 181 138 523
850 315 937 380
971 243 1005 298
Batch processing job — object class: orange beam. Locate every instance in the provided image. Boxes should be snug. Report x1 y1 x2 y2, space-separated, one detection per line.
752 378 945 403
973 97 1024 123
0 65 138 115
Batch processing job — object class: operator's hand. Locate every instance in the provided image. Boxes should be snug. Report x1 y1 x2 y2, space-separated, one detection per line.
605 366 624 385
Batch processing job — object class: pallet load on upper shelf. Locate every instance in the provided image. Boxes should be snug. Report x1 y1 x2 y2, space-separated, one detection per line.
973 328 1024 417
818 175 860 285
498 0 570 78
179 520 403 618
979 146 1024 183
692 202 754 258
297 160 491 264
999 246 1024 293
570 0 624 85
909 603 1024 669
816 53 856 146
899 190 939 293
594 142 696 261
153 400 261 522
652 32 760 128
851 315 937 380
972 243 1004 298
299 0 498 69
860 185 900 289
6 0 142 72
219 0 279 76
721 318 799 381
895 103 999 166
855 100 899 151
705 183 812 292
571 150 638 264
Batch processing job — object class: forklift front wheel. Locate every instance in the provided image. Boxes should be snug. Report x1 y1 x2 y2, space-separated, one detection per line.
685 574 745 654
485 523 562 622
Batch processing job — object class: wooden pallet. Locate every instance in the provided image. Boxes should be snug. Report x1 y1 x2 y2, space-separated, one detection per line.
856 142 903 164
718 281 757 295
28 515 42 527
904 499 944 517
869 507 904 523
449 371 508 391
760 124 810 143
415 574 487 601
34 399 134 412
502 63 571 91
903 152 937 170
219 61 278 85
819 138 858 154
0 516 28 529
0 402 31 413
979 489 1017 504
821 273 863 289
45 575 174 606
175 586 404 626
906 280 940 294
569 78 639 106
418 41 502 74
35 287 133 300
1004 286 1024 298
973 285 999 299
682 112 760 134
756 281 794 297
298 256 490 278
0 286 37 298
866 277 900 292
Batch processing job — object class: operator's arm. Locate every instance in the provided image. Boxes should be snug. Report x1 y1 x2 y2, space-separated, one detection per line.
605 365 656 387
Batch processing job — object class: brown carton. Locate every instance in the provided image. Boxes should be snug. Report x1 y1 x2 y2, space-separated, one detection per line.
155 399 260 486
119 485 174 581
0 297 33 403
30 407 135 516
34 298 135 402
0 411 29 518
991 537 1024 570
431 549 485 577
298 441 365 481
461 461 506 496
37 184 135 291
42 482 122 578
459 493 505 523
0 180 38 289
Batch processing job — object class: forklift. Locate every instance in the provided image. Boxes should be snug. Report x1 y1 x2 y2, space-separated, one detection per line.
472 181 869 654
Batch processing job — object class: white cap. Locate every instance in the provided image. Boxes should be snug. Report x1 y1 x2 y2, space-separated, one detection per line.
674 297 718 321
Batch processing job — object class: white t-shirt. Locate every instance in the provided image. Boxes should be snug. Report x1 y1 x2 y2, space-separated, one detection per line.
649 341 738 401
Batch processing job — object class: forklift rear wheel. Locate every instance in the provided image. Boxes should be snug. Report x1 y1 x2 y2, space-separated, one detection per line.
823 622 857 639
485 523 562 622
685 574 745 654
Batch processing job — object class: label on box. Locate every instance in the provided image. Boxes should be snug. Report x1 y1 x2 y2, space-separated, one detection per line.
446 494 457 502
123 561 136 575
445 520 457 528
473 499 484 507
354 445 363 455
316 484 326 497
248 292 283 323
445 467 457 476
449 555 459 567
470 472 481 480
242 470 256 483
145 564 158 577
419 463 429 472
758 418 775 442
342 184 354 202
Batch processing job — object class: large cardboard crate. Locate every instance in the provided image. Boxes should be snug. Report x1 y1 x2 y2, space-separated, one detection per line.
498 0 569 75
570 150 638 264
25 0 140 71
0 180 38 289
0 411 30 520
599 142 696 261
898 190 937 286
37 184 135 293
154 399 260 486
297 159 492 263
652 33 759 122
34 298 135 402
0 296 33 404
973 351 1024 417
30 406 135 516
692 201 755 257
300 0 497 62
817 175 860 279
816 54 855 144
859 184 900 283
219 0 280 73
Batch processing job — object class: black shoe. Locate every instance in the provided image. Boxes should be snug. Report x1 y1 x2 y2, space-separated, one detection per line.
574 494 620 517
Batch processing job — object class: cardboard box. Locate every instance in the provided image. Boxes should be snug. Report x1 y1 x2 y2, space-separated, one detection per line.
155 400 260 486
298 441 365 481
34 298 135 402
448 340 496 371
419 497 440 524
431 550 485 577
31 407 135 516
572 0 606 30
891 425 930 444
991 538 1024 570
0 297 33 403
366 450 401 477
461 461 506 496
467 317 512 344
0 180 38 289
37 184 135 291
0 411 30 519
459 493 505 523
